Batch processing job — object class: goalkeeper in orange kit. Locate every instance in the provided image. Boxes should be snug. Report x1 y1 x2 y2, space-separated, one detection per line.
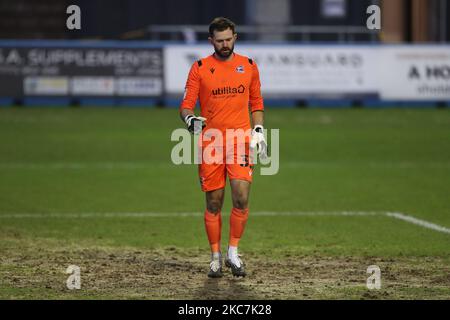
179 17 267 278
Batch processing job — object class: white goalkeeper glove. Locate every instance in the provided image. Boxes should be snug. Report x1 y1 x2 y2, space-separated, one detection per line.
250 125 267 159
184 115 207 134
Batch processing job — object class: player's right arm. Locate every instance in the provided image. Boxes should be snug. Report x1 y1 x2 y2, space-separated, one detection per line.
179 61 206 134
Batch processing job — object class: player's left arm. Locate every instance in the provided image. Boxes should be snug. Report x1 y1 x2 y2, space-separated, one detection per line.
249 61 264 120
249 61 267 158
251 110 264 127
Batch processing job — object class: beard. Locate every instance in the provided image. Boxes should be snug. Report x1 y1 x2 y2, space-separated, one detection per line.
214 44 234 59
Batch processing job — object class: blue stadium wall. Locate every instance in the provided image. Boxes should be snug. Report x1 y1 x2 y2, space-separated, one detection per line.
0 40 449 108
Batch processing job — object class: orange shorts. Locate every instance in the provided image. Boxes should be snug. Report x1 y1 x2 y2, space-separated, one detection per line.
198 143 253 192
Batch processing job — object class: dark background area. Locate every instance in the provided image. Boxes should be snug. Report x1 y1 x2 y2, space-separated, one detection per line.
0 0 386 40
0 0 448 42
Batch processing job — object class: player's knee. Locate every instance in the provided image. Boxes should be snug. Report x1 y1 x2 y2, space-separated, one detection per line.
233 197 248 210
207 200 222 214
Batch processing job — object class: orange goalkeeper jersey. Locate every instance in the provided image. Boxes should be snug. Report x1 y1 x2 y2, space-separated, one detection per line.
180 53 264 134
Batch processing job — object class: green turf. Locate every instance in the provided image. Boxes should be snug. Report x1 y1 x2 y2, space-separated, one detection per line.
1 214 449 256
0 107 449 299
1 107 449 245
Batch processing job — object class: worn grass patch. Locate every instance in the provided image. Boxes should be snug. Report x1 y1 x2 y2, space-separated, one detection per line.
1 243 449 300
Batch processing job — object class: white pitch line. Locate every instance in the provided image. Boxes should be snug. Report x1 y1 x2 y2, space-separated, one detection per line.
0 212 203 218
0 211 449 235
251 211 382 217
1 161 450 170
386 212 450 235
0 162 159 170
0 211 383 219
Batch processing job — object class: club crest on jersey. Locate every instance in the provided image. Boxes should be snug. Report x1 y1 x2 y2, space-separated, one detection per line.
236 65 244 73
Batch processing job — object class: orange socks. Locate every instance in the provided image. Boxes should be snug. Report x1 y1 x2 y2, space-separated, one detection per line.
204 210 222 253
229 207 249 247
205 208 249 252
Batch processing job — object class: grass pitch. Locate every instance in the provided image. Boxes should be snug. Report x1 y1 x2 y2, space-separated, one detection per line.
0 107 449 299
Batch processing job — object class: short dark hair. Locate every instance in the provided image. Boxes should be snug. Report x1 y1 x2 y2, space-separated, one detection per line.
209 17 236 37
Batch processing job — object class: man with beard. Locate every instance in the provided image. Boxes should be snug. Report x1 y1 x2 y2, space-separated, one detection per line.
179 17 267 278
